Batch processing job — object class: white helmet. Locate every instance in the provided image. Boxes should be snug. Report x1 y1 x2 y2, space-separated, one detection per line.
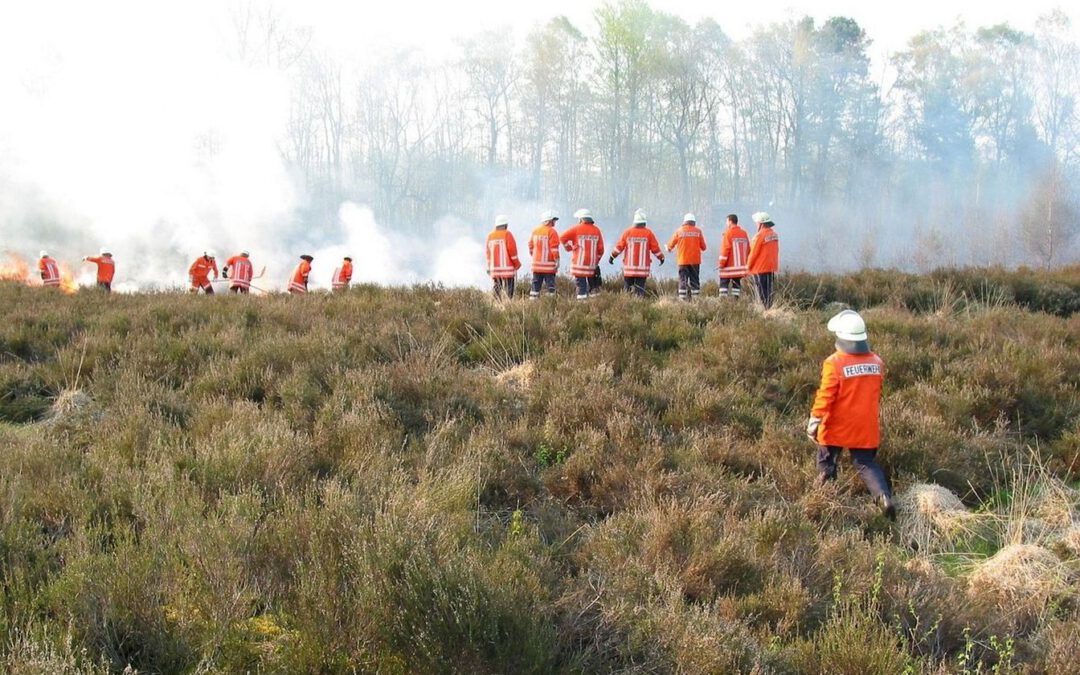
683 212 697 223
827 310 868 341
632 209 647 225
99 247 111 256
540 210 559 223
39 250 49 258
494 214 509 227
573 208 593 220
240 250 250 257
204 250 216 259
752 211 771 224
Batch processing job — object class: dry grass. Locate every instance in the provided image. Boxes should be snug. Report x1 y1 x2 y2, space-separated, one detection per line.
968 544 1073 613
895 483 973 552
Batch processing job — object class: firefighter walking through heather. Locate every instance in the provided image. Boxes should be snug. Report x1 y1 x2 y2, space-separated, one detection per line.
82 249 115 292
189 252 218 294
560 209 605 300
807 309 895 520
486 215 521 299
332 256 353 292
289 255 313 294
747 212 779 308
666 212 706 301
610 209 664 297
528 211 560 299
718 214 749 299
222 251 253 294
38 251 60 288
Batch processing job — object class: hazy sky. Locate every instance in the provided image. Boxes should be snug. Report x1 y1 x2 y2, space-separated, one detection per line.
1 0 1076 289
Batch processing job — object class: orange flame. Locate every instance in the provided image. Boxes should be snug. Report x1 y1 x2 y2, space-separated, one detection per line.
0 252 79 294
0 252 30 283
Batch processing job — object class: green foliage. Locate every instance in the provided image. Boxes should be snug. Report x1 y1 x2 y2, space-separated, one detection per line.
0 269 1079 672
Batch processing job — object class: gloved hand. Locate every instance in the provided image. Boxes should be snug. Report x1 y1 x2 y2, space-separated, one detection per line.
805 417 822 443
608 256 615 265
658 257 665 266
222 268 229 279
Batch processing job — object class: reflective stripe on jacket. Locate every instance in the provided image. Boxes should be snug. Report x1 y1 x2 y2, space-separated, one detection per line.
719 225 750 278
529 225 560 273
811 350 884 448
332 261 353 289
289 260 311 294
486 229 521 279
39 258 60 286
614 226 661 278
225 256 253 288
559 222 605 277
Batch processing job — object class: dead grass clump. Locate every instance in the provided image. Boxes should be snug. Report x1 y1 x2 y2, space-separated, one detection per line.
44 388 94 424
895 483 972 552
494 360 534 391
1054 526 1080 559
968 544 1072 609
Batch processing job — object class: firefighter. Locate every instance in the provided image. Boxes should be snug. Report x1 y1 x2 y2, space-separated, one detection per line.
666 212 706 300
485 214 521 299
38 251 61 288
560 209 605 300
289 255 313 294
528 211 560 299
718 214 750 299
610 209 663 297
807 309 895 520
189 251 218 294
222 250 253 294
82 248 115 292
747 211 779 309
332 256 353 292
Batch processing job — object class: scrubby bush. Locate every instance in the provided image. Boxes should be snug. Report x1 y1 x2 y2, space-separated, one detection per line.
1 267 1079 672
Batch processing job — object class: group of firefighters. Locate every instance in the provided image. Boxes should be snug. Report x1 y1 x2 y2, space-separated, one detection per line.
29 232 892 518
486 209 780 307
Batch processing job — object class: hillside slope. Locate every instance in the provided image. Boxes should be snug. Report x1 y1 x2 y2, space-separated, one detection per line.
1 269 1080 673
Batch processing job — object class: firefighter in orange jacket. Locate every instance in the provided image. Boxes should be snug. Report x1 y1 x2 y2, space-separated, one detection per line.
289 255 313 294
807 310 895 519
528 211 560 299
332 257 353 292
189 251 218 294
82 248 115 292
746 211 779 308
666 212 706 300
486 214 521 299
718 214 749 299
610 209 664 296
38 251 61 288
560 209 605 300
222 251 253 294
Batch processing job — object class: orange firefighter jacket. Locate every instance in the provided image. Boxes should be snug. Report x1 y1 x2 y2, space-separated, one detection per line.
85 256 115 284
559 222 605 278
528 224 560 274
189 257 218 288
718 224 750 279
225 255 253 290
613 225 662 278
486 229 521 279
289 260 312 294
811 350 884 448
39 257 60 287
747 225 779 274
666 224 706 266
332 260 353 290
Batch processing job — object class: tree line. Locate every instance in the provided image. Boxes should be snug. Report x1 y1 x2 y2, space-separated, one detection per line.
230 0 1080 270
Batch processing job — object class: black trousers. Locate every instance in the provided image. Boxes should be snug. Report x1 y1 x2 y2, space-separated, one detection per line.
677 265 700 299
817 446 892 499
753 272 774 308
588 267 603 294
492 277 515 298
574 276 590 299
623 276 646 296
719 277 742 297
530 273 556 298
97 281 112 293
229 286 249 294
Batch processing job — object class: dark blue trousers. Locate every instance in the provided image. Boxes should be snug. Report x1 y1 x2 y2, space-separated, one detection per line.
817 446 892 498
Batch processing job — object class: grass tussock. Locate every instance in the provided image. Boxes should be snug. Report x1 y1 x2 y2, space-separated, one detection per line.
1 268 1079 672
